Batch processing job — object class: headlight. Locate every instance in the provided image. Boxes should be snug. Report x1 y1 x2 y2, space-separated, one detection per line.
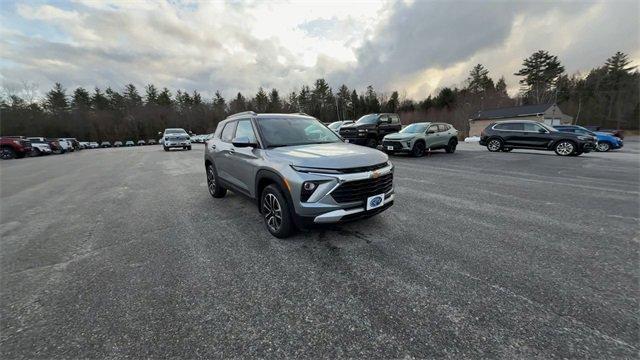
358 129 366 133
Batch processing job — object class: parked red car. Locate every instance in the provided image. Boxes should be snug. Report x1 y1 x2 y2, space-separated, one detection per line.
1 136 33 159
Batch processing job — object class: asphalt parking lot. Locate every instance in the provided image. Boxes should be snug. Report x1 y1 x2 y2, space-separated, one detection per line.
1 140 638 358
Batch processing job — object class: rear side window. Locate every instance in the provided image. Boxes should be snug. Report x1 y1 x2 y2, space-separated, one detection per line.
438 124 450 132
221 122 237 142
390 115 400 124
524 123 544 132
495 123 524 131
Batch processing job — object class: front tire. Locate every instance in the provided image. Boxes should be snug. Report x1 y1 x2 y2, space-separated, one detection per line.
206 164 227 198
261 184 293 238
365 138 378 148
187 146 192 150
1 147 16 160
410 141 425 157
554 140 576 156
486 138 502 152
596 142 611 152
164 146 169 152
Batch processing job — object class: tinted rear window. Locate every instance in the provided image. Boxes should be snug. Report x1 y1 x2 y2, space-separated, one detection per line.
495 123 524 131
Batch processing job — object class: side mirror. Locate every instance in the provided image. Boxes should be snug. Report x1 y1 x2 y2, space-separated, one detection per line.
232 136 257 148
538 129 547 134
427 129 436 134
157 131 162 136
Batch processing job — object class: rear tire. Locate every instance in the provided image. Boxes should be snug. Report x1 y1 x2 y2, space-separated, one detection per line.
486 138 502 152
411 141 425 157
206 163 227 198
261 184 294 238
445 138 457 153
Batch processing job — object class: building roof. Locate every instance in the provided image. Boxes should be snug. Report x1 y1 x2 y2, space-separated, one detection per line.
470 103 555 121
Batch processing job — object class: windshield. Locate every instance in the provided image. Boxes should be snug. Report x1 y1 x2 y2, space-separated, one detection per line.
165 129 186 134
400 123 428 133
355 114 379 125
257 117 342 147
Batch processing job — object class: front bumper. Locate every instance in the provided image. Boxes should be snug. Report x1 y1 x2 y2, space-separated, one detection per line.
285 162 395 226
165 141 191 147
342 137 368 145
313 194 394 223
382 140 412 152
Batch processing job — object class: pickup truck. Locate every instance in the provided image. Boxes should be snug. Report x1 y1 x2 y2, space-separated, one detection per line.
339 113 402 148
1 136 33 159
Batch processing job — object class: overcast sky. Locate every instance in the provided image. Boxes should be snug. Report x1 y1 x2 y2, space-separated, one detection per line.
1 0 638 100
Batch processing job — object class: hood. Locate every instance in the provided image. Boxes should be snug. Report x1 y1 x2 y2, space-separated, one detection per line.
384 132 414 141
595 131 618 140
267 142 388 169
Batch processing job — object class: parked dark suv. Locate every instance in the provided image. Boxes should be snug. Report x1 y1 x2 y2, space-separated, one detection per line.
339 113 402 148
204 112 394 238
479 120 597 156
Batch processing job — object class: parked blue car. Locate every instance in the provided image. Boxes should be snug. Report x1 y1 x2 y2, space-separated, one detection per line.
554 125 623 152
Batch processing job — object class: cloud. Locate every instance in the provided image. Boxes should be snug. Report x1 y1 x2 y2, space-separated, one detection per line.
0 0 638 101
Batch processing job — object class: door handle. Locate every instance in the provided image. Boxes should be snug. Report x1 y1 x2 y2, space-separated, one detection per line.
211 144 216 149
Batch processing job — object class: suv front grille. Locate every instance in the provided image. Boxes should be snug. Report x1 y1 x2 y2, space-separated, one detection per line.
382 141 402 150
331 172 393 204
338 162 388 174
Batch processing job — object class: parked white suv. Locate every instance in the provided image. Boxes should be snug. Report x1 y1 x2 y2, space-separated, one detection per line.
161 128 191 151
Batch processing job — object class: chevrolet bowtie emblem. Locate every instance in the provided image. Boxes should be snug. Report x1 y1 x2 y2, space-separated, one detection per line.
371 170 381 179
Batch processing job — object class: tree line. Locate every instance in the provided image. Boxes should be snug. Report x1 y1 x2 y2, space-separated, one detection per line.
1 50 637 141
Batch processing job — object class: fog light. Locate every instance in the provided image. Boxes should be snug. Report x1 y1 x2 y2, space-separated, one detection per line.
303 182 317 191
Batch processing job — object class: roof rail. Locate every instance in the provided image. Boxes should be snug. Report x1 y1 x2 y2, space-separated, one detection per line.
295 112 310 116
226 111 257 119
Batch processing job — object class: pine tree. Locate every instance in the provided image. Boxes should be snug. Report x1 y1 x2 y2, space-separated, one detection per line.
157 88 173 107
45 83 68 113
495 77 508 97
123 84 143 109
212 91 226 120
385 91 399 113
72 87 91 109
514 50 565 103
467 64 494 94
267 89 282 113
229 92 247 114
91 88 110 111
253 87 269 112
145 84 159 105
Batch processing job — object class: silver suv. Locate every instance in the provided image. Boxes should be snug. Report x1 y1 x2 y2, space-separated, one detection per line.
204 112 395 238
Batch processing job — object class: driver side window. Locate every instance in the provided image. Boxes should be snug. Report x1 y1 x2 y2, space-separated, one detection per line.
427 125 438 134
235 120 257 143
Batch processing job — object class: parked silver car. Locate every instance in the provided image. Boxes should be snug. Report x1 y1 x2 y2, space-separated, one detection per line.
161 128 191 151
204 112 394 238
382 122 458 156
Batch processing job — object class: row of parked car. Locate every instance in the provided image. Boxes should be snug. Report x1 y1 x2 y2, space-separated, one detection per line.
88 139 159 148
325 114 623 157
0 136 82 159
